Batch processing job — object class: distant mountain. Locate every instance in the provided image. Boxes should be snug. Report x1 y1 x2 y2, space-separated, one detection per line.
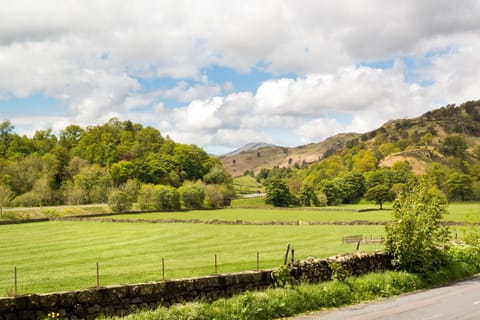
224 142 275 156
220 133 360 177
220 100 480 178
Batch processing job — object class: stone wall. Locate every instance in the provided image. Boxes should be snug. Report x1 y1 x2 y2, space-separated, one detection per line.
0 252 391 320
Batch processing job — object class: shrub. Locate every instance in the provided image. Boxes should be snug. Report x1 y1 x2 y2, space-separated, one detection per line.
385 180 449 274
108 190 132 213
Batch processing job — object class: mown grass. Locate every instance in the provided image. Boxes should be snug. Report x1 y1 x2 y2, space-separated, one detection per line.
106 254 478 320
113 202 480 222
109 207 390 222
233 175 264 195
0 221 384 296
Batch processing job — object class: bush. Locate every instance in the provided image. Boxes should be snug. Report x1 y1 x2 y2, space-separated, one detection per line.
108 190 132 213
179 183 205 209
154 185 180 210
385 180 449 274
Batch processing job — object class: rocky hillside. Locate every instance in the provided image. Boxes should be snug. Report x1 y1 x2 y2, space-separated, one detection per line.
221 100 480 177
220 133 360 177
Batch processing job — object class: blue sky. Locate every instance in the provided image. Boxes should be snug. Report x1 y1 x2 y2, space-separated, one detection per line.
1 1 480 154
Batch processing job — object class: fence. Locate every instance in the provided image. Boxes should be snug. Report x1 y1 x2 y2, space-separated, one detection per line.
0 252 392 320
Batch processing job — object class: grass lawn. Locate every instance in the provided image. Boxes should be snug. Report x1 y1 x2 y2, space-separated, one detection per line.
0 221 384 296
108 208 392 222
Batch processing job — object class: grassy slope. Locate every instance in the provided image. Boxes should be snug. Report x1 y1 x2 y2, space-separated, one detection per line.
0 221 383 296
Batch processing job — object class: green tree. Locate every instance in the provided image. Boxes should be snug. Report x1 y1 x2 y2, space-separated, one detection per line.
0 184 14 217
154 185 181 210
320 180 344 206
180 182 205 209
447 173 474 201
108 190 132 213
385 181 449 273
340 172 366 203
298 185 319 207
203 166 232 185
265 178 292 207
364 185 395 209
440 135 467 158
204 184 225 208
137 183 157 210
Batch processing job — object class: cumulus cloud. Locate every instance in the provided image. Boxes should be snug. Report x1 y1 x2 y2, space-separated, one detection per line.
1 1 480 152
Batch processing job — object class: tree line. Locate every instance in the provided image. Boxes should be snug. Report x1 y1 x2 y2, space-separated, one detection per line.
257 101 480 207
0 118 234 213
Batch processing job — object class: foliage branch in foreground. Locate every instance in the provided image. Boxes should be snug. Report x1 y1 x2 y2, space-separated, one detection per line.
385 180 449 274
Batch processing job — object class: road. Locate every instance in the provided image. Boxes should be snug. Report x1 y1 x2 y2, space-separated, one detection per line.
294 275 480 320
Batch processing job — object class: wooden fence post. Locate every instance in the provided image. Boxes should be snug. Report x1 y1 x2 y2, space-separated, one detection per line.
256 251 260 271
214 254 218 274
96 262 100 289
162 257 165 281
14 266 17 297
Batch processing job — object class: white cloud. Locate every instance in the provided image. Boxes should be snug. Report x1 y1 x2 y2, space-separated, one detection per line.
1 1 480 152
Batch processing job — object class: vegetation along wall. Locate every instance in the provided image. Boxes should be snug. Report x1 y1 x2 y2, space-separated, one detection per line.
0 251 391 320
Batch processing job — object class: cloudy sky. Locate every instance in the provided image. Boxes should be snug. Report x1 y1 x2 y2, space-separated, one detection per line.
1 1 480 154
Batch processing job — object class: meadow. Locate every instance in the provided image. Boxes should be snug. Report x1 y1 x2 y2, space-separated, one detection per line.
1 201 479 297
0 220 384 296
101 201 480 223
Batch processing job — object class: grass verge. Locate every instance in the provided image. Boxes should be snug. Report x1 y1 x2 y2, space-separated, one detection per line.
105 248 478 320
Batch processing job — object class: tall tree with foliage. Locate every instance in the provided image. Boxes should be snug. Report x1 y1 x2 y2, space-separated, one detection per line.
298 185 319 207
0 184 14 217
385 181 449 274
265 177 292 207
364 185 395 210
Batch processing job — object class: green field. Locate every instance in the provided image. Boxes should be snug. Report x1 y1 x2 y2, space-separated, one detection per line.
100 202 480 223
109 208 391 222
0 221 384 296
1 201 480 297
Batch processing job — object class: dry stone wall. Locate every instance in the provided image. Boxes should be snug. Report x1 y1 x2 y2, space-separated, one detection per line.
0 252 391 320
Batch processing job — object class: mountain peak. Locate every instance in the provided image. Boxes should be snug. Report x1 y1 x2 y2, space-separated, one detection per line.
224 142 275 156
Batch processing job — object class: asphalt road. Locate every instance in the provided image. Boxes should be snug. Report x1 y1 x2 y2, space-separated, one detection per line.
294 274 480 320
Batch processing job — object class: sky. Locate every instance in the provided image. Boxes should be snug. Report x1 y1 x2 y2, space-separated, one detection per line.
1 1 480 154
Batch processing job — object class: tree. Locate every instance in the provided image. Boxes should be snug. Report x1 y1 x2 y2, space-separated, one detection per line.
385 181 449 273
179 182 205 209
265 178 292 207
440 135 467 158
364 185 395 209
340 172 366 203
447 173 474 201
204 184 225 208
320 180 344 206
154 185 181 210
137 183 157 210
298 185 319 207
108 190 132 213
0 184 14 217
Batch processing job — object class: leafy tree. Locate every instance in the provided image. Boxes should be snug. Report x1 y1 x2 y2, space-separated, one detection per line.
340 172 366 203
204 184 225 208
118 179 140 204
137 183 157 210
385 181 449 273
265 177 292 207
298 185 319 207
440 135 467 158
154 185 181 210
447 173 474 201
364 185 395 209
180 182 205 209
0 184 14 217
108 190 132 213
203 166 232 185
351 149 378 173
365 168 394 190
320 180 344 206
